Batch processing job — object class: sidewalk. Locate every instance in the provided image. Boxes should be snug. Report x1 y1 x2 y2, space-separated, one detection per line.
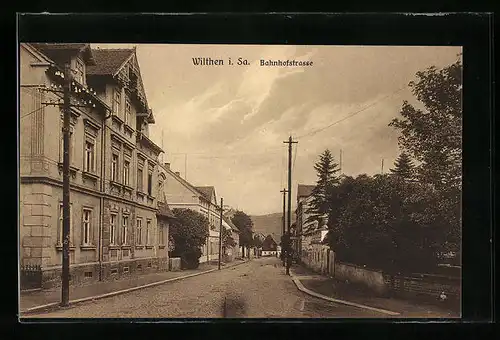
290 265 460 318
20 259 247 313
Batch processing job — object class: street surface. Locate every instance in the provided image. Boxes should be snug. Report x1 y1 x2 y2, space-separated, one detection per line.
26 257 389 318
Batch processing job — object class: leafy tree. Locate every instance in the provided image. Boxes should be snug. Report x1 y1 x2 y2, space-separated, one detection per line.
306 149 341 224
221 227 236 250
231 210 253 257
326 174 449 273
389 56 462 252
390 152 416 181
170 208 209 269
252 234 264 248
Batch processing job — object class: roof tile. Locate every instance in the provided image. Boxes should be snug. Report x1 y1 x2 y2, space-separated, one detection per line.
86 48 134 76
297 184 315 198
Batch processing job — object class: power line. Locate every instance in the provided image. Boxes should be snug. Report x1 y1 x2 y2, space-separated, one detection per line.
296 86 407 140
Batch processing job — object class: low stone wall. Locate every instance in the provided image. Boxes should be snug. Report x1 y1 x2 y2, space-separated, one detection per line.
300 249 460 304
41 256 170 289
334 261 388 295
301 245 330 275
169 257 181 271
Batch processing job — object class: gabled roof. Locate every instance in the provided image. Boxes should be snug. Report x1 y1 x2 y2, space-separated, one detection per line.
86 48 134 76
31 43 96 65
297 184 315 198
22 43 55 64
222 216 239 232
269 233 280 245
262 234 279 251
195 186 216 202
157 201 175 219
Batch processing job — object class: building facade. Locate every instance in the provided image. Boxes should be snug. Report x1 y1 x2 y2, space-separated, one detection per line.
19 43 173 288
261 234 279 257
159 163 222 263
295 184 316 258
221 216 240 261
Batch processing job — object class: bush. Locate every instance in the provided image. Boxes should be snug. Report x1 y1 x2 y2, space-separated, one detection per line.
170 208 209 270
180 248 202 269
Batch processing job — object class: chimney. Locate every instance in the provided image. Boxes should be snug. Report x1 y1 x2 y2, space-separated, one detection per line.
164 163 170 170
175 172 180 177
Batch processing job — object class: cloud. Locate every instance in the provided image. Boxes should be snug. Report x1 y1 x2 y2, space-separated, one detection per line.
131 44 462 214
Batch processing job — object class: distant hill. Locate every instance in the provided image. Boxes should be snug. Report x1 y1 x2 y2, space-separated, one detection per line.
251 213 296 241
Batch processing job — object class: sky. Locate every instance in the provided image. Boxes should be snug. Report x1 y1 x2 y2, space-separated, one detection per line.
93 44 461 216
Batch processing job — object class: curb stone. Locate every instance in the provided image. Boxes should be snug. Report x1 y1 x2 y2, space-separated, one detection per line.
289 271 401 316
21 259 250 315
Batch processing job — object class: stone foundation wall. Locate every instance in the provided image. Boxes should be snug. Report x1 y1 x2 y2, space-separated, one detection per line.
41 256 169 289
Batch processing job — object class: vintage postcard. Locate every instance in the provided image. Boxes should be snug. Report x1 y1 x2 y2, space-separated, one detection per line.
19 42 463 319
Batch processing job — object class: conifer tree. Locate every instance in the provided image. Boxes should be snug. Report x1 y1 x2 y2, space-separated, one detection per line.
306 149 341 224
390 152 415 181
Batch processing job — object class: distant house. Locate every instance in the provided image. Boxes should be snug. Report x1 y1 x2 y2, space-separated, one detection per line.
158 163 222 264
222 215 240 260
295 184 329 258
262 234 279 257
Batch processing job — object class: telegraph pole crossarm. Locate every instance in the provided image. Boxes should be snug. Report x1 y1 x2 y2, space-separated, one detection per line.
283 136 298 275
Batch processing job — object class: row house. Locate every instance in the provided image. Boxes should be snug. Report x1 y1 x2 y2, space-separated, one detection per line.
296 184 330 262
19 43 173 288
159 163 222 263
221 216 240 261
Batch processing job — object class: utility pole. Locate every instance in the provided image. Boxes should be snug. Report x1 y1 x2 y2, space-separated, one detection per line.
218 197 223 270
381 158 384 174
280 188 287 267
283 136 298 275
37 63 98 307
61 63 72 307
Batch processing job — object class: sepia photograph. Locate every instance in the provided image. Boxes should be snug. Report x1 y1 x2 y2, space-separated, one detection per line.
18 42 463 319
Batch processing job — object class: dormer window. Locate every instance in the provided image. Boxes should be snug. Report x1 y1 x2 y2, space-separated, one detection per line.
74 58 85 85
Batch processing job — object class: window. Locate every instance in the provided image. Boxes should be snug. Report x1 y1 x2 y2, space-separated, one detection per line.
75 59 85 84
122 159 130 186
146 220 151 245
125 99 131 125
84 139 95 173
58 203 73 246
82 209 92 246
137 166 143 192
110 214 117 245
122 215 129 245
113 89 121 117
147 171 153 196
158 225 164 245
111 154 119 182
136 218 143 245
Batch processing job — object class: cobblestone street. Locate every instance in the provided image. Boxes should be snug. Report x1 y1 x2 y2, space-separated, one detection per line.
24 257 388 319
